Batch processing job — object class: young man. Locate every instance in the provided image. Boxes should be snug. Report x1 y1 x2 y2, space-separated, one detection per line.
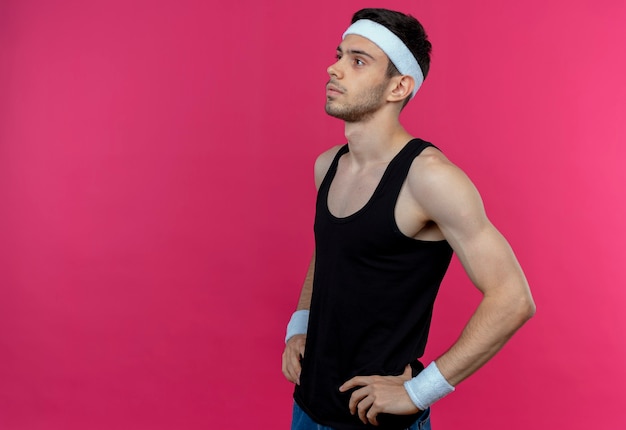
282 8 535 430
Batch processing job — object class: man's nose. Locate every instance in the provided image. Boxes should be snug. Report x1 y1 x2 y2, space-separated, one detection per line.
327 59 342 78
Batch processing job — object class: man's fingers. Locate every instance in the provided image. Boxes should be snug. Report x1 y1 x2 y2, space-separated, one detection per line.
366 405 380 426
347 386 368 414
282 335 306 384
350 388 381 426
357 396 374 424
281 348 302 384
284 362 299 384
402 364 412 380
281 352 294 382
340 370 417 423
354 390 374 424
289 354 302 384
340 375 372 392
298 343 306 358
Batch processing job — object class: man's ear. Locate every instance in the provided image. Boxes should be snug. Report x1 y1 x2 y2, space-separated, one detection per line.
387 75 415 104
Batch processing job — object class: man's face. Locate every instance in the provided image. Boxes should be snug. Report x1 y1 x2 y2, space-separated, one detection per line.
325 34 392 123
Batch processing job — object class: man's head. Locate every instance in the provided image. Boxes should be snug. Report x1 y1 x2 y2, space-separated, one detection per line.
325 8 432 121
351 8 432 87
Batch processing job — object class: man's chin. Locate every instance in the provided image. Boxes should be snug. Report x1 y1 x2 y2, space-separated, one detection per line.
324 106 340 119
325 108 366 123
325 104 347 121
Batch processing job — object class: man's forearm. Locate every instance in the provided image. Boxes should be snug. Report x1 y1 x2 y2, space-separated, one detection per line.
296 252 315 311
434 284 535 386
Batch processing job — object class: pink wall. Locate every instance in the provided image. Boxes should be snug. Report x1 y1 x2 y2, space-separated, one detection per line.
1 0 624 429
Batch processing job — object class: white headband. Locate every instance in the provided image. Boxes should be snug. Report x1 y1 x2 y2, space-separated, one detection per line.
343 19 424 98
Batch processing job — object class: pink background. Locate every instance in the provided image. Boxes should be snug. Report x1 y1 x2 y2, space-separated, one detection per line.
1 0 625 429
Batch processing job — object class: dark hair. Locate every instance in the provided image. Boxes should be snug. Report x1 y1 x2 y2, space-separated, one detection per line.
351 8 432 80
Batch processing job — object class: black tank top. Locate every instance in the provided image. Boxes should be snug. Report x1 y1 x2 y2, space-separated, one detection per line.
294 139 454 430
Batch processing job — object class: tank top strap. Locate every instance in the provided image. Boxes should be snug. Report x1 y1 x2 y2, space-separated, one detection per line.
378 138 435 198
318 144 349 197
317 140 436 208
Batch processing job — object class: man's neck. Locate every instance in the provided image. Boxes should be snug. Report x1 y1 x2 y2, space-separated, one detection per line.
343 112 413 166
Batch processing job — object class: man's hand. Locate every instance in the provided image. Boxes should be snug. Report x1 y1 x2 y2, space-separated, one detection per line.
339 365 420 426
282 334 306 385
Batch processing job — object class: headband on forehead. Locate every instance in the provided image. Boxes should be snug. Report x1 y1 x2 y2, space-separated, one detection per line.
342 19 424 98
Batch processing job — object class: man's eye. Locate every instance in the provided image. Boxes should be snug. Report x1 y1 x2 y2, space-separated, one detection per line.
355 59 364 66
336 54 342 60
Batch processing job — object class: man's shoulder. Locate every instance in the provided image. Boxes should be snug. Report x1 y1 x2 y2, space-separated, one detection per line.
407 146 477 205
315 145 344 166
410 145 459 179
313 145 344 189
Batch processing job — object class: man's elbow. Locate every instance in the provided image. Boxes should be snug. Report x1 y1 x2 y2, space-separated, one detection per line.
515 293 536 324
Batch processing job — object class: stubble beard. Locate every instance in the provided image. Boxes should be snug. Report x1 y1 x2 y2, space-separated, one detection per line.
325 81 388 123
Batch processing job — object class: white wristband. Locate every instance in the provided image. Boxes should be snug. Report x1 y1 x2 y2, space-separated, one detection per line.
285 310 309 343
403 362 455 410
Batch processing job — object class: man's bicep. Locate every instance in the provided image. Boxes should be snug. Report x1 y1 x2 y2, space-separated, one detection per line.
416 164 525 294
451 223 527 294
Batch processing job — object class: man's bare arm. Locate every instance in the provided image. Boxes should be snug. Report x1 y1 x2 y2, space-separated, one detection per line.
295 254 315 311
282 254 315 385
411 155 536 386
